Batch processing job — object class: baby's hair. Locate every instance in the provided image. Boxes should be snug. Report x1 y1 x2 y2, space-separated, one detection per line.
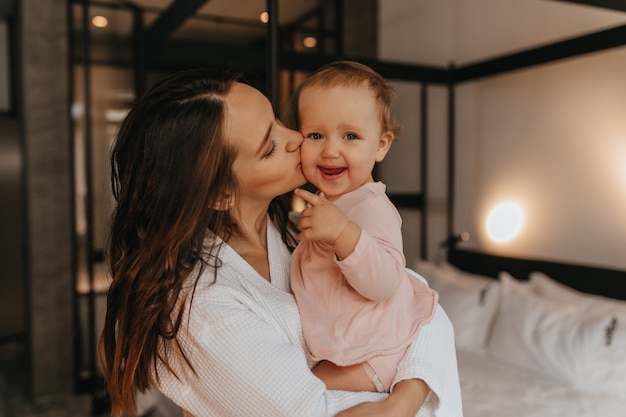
286 60 402 136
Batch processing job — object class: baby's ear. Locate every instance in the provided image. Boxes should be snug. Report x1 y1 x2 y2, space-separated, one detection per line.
375 131 394 162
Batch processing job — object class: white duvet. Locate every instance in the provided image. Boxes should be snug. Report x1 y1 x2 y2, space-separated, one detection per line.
457 349 626 417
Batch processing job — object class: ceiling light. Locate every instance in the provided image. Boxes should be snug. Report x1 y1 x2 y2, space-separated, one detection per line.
260 12 269 24
303 36 317 48
91 15 108 28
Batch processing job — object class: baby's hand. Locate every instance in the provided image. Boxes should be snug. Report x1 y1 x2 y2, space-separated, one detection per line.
294 188 350 245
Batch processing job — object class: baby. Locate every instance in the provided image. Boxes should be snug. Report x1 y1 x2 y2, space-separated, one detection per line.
290 61 438 393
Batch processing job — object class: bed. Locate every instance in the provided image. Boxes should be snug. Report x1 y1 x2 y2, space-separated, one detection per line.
413 249 626 417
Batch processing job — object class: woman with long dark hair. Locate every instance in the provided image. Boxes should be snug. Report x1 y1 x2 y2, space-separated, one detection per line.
99 67 462 417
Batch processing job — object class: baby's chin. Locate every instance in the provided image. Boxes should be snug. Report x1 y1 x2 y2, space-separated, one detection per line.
315 187 342 201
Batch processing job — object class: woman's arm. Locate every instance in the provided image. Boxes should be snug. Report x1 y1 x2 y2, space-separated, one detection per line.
336 378 429 417
393 279 464 417
339 302 462 417
311 302 461 416
320 304 461 417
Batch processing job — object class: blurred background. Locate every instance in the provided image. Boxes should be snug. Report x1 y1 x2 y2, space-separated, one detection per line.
1 0 625 415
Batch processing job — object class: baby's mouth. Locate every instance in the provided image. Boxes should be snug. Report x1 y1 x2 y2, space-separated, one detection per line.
319 166 345 177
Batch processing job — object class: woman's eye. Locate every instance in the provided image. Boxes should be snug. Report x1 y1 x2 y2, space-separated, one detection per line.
263 140 277 158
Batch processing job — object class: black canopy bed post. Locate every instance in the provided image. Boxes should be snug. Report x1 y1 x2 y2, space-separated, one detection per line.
420 81 428 260
443 18 626 299
446 62 456 251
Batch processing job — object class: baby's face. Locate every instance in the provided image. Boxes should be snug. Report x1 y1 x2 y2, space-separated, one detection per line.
298 84 393 200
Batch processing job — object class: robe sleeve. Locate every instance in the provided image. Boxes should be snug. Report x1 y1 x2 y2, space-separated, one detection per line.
393 269 464 417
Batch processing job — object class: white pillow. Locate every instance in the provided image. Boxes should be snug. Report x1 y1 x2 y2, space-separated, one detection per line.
414 260 501 352
487 273 626 401
529 271 626 316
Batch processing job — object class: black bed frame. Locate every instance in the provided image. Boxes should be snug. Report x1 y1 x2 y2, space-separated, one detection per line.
366 4 626 301
439 14 626 302
447 248 626 301
359 12 626 286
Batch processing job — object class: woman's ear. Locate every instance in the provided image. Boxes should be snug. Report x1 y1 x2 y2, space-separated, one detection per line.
212 195 235 211
375 131 394 162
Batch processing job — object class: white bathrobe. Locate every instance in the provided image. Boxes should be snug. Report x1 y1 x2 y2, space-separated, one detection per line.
155 217 463 417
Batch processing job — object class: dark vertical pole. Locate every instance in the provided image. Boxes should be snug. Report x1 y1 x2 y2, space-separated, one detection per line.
420 82 428 260
80 0 96 388
317 5 325 55
334 0 344 56
66 0 80 392
266 0 278 109
132 7 146 99
447 64 456 244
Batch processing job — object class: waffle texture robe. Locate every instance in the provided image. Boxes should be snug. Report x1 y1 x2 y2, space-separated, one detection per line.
155 216 463 417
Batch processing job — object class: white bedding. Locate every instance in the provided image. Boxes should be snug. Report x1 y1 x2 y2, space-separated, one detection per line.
413 259 626 417
457 349 626 417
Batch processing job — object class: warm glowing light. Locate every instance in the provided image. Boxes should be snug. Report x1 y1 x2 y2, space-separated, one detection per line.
260 12 269 23
303 36 317 48
486 201 524 243
91 15 108 28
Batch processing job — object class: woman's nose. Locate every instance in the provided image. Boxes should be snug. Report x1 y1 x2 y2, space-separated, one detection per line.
285 128 303 152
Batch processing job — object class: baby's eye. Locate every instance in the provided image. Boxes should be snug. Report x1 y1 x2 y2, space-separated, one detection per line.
306 133 323 140
345 133 358 140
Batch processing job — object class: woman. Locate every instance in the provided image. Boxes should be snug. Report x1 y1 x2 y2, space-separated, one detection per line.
99 67 462 417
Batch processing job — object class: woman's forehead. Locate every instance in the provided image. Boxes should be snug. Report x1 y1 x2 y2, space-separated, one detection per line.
228 82 267 105
224 82 274 148
226 83 273 120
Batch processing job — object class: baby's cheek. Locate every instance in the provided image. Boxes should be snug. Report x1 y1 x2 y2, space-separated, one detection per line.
299 152 316 173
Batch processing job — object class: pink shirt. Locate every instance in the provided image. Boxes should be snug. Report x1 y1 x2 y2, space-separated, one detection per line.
291 182 437 366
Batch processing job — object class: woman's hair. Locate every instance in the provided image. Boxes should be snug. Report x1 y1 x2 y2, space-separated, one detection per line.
99 68 296 416
283 60 402 136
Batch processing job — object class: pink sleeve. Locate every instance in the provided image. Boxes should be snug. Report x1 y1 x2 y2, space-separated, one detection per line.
336 196 406 302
